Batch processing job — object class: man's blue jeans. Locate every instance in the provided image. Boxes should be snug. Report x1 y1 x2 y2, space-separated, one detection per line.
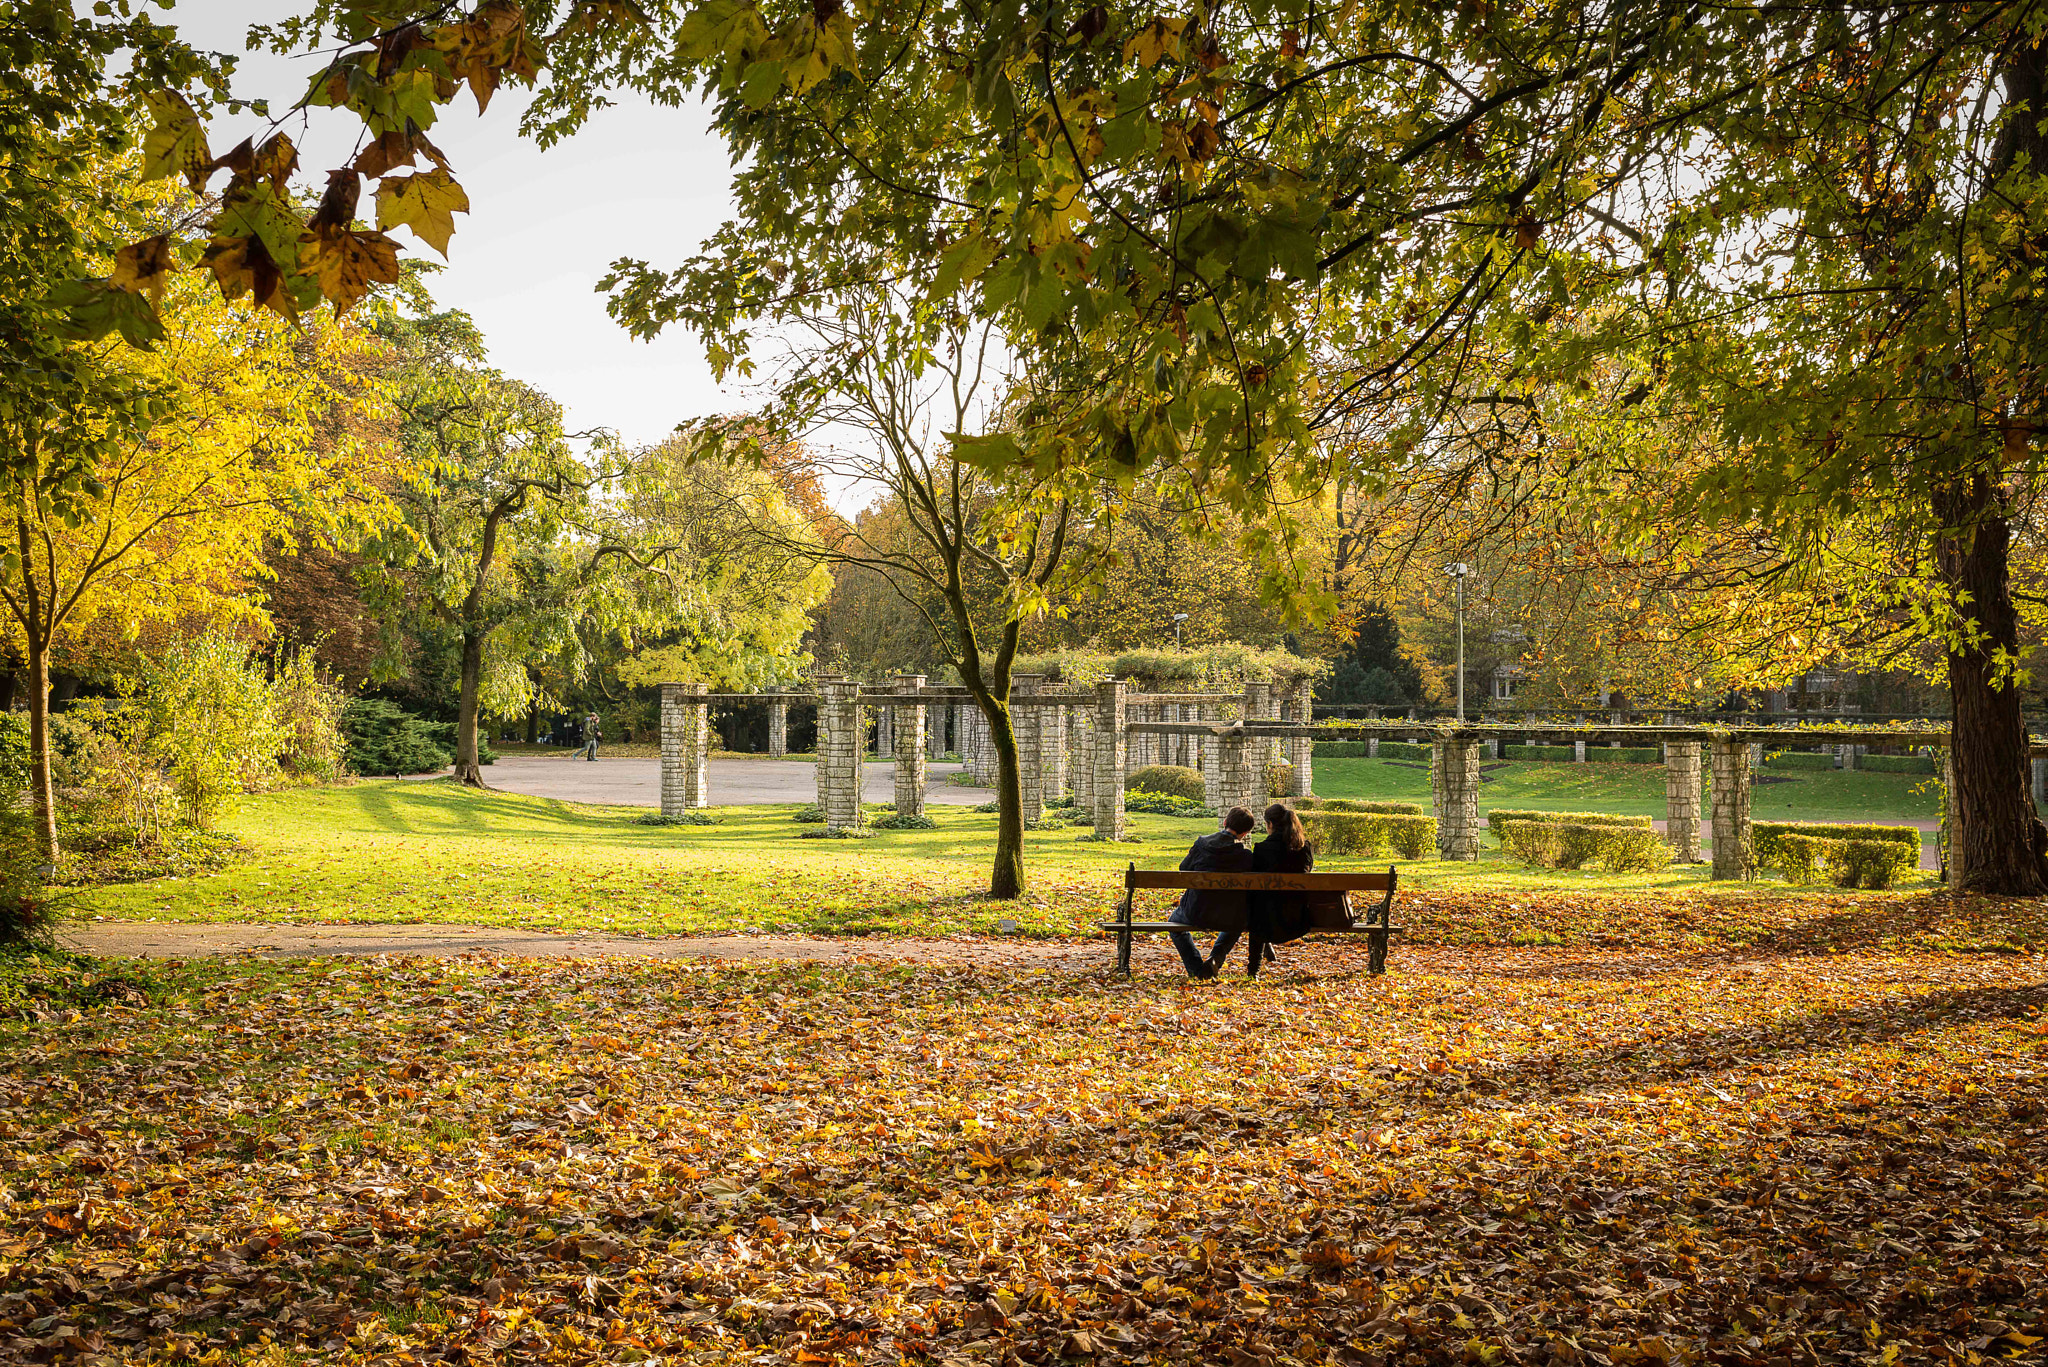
1168 902 1239 977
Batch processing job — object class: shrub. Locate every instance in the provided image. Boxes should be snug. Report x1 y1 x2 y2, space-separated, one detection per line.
271 648 349 783
972 800 1002 813
1293 797 1424 815
1125 764 1205 800
1764 750 1837 771
1298 811 1437 859
872 812 938 830
1776 832 1919 889
0 772 60 949
1125 790 1212 818
1753 821 1919 869
1375 741 1430 761
633 811 718 826
799 827 873 839
138 635 287 829
1856 753 1936 774
1501 820 1675 872
1504 744 1576 762
1486 808 1651 837
342 699 455 776
791 804 826 823
0 713 27 789
1313 741 1368 758
1585 746 1661 765
1264 761 1293 797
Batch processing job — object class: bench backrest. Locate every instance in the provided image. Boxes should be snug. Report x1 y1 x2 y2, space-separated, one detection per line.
1125 869 1394 892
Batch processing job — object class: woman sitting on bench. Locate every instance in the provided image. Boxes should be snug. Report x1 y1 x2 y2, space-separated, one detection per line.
1223 802 1313 978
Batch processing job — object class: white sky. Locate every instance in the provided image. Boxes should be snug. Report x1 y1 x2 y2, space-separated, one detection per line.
177 2 746 453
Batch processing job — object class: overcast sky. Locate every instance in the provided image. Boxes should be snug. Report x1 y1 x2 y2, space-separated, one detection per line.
177 2 746 453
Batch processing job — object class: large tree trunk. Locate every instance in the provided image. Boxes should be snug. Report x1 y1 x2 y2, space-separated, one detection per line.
453 628 488 788
24 635 55 862
1938 474 2048 895
975 690 1026 899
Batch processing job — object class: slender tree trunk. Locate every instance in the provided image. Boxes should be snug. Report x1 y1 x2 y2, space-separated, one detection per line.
1937 474 2047 895
976 689 1026 899
24 634 55 862
453 628 488 788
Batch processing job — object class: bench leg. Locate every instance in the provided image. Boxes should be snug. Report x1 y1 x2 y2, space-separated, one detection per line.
1117 884 1134 977
1368 927 1388 976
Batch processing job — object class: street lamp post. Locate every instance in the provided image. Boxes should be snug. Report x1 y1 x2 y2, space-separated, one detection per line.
1172 612 1188 648
1445 563 1471 722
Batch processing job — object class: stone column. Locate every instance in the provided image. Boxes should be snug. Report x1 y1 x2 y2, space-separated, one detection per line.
1070 704 1096 813
1431 739 1481 860
817 678 865 832
1198 700 1221 778
1205 727 1237 813
874 691 892 760
927 695 948 759
1939 747 1955 881
767 685 788 757
1367 736 1379 759
1287 682 1315 797
1709 737 1752 880
659 682 711 816
1244 680 1278 767
1014 675 1045 825
1573 739 1587 762
1044 701 1068 802
2032 755 2047 810
1663 740 1703 863
1091 680 1127 840
893 674 927 817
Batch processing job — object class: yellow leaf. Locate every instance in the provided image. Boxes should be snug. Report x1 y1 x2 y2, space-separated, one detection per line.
376 170 471 257
141 91 212 190
111 235 178 306
306 227 403 316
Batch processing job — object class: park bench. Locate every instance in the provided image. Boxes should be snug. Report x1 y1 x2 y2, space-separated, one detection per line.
1101 863 1403 977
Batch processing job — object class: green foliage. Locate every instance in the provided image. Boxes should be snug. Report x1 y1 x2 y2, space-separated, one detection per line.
1585 747 1662 765
1500 820 1675 874
1765 752 1839 771
1124 765 1205 801
1314 741 1370 758
0 714 26 789
271 649 351 783
1856 754 1937 775
1263 762 1293 798
633 811 719 826
0 773 57 949
1123 791 1212 818
1486 809 1651 838
1375 742 1431 761
1505 745 1578 762
791 804 826 823
341 699 454 776
1297 812 1436 860
1010 645 1323 686
1776 834 1919 890
1292 797 1423 816
1754 822 1920 871
871 812 938 830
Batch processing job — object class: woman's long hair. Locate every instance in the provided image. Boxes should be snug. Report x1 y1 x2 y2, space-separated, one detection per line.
1264 802 1307 851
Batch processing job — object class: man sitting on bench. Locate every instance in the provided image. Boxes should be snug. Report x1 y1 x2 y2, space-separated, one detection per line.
1166 806 1256 980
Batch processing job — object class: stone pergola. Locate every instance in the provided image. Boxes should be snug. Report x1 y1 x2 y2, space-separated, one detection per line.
659 681 1999 879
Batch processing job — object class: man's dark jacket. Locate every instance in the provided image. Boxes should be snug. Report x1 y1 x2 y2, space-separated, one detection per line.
1175 829 1253 931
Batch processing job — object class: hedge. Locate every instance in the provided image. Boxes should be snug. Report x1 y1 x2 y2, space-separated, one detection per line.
1124 790 1212 817
1504 744 1576 762
1499 820 1675 873
1376 741 1431 761
1764 750 1837 770
1124 764 1205 800
1856 753 1937 774
1585 746 1661 765
1777 833 1918 889
1485 808 1651 837
1293 797 1424 816
1298 811 1436 860
1753 821 1919 869
1314 741 1369 758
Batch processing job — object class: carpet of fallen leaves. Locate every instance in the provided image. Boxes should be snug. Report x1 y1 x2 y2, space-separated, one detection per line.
3 944 2046 1367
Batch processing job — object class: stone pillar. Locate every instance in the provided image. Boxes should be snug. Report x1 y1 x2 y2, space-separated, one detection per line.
1431 739 1481 860
1663 740 1703 863
1244 680 1279 767
659 682 710 816
1286 682 1314 797
767 685 788 757
2032 755 2047 810
1709 737 1752 880
1071 704 1096 812
1015 675 1045 825
893 674 927 817
1367 736 1379 759
1044 702 1068 801
1198 700 1221 779
1573 739 1587 763
817 678 865 832
1939 747 1955 881
1091 680 1127 840
874 689 892 759
926 695 946 759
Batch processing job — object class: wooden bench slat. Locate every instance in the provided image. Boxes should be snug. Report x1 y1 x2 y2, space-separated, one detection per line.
1096 922 1406 934
1124 871 1394 892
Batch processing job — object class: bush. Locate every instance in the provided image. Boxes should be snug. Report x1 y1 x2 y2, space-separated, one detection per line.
1585 746 1662 765
1125 790 1212 818
1298 811 1437 859
1504 744 1576 762
139 635 288 829
271 649 350 783
0 713 27 789
1125 764 1206 801
1777 832 1919 889
341 699 455 776
1486 808 1651 837
1753 821 1919 869
1764 750 1837 771
791 804 826 823
1856 753 1936 774
1264 761 1293 797
872 812 938 830
1500 820 1675 873
1314 741 1369 758
1376 741 1430 761
0 785 59 949
632 811 718 826
1293 797 1424 815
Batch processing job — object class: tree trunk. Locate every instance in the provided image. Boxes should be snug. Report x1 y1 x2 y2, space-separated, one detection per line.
977 690 1026 899
453 628 488 788
1938 474 2048 895
24 636 56 862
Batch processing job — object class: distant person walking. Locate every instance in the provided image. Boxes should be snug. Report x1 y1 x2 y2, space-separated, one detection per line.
580 713 601 761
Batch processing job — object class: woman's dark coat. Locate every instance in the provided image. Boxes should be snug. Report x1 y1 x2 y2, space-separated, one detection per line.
1249 834 1316 945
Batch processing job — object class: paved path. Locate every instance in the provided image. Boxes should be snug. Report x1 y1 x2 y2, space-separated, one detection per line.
421 755 991 808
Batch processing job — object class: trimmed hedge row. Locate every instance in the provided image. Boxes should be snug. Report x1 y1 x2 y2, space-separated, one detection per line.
1504 744 1576 762
1292 797 1424 815
1585 746 1661 765
1499 820 1674 873
1753 821 1919 869
1314 741 1370 757
1777 833 1918 889
1856 753 1936 774
1764 751 1837 771
1485 808 1651 837
1125 764 1205 800
1298 811 1436 860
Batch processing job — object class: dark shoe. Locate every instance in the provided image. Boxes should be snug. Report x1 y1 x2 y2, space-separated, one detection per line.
1189 961 1217 981
1262 943 1277 965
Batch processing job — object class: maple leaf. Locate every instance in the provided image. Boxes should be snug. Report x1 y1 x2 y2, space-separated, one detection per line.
353 130 452 178
110 234 178 306
376 170 470 257
139 90 212 190
211 133 299 191
199 233 316 318
307 226 403 317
